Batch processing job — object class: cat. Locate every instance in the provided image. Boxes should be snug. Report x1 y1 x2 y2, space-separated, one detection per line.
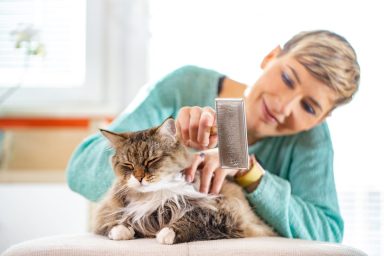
93 117 276 244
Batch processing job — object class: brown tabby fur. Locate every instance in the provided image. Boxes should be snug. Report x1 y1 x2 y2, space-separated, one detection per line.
93 118 276 244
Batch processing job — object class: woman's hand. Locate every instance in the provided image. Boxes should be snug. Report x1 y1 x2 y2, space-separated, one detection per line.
184 149 238 194
176 106 218 150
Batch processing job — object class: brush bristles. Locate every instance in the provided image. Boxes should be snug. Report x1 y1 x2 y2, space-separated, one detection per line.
215 98 249 170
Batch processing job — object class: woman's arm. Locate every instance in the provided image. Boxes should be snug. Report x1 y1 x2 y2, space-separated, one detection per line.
245 127 343 242
66 67 187 201
66 65 222 201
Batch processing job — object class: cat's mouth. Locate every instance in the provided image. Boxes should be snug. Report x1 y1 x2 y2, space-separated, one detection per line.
140 179 151 186
132 173 187 192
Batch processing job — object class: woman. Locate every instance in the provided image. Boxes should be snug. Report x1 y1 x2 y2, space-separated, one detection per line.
67 30 360 242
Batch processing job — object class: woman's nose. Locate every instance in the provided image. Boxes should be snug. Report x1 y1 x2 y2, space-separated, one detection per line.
274 94 301 121
280 99 296 117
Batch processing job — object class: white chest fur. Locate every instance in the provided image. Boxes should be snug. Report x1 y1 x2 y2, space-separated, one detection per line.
123 173 216 222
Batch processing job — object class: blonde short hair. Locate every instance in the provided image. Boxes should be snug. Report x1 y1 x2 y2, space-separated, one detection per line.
280 30 360 107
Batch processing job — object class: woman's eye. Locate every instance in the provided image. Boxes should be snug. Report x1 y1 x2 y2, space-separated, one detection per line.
301 101 316 115
282 72 294 88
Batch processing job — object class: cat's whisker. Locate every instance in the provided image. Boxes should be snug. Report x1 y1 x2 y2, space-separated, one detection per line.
113 184 128 195
101 208 125 218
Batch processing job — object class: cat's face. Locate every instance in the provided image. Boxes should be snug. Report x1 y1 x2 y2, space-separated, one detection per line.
101 118 193 190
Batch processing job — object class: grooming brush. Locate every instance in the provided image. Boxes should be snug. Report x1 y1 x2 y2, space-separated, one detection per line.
215 98 249 170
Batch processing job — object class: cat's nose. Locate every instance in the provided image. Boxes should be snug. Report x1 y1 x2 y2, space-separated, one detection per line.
135 174 144 182
134 169 145 183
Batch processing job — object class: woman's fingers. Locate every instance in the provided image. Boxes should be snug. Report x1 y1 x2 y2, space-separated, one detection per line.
209 169 227 194
199 162 218 193
184 148 230 194
176 106 217 149
184 153 205 182
176 107 191 144
207 134 218 149
189 107 202 146
197 107 216 148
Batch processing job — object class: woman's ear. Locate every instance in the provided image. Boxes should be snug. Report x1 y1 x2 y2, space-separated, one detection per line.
260 45 282 69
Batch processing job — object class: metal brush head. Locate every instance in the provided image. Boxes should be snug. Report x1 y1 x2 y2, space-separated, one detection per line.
215 98 249 170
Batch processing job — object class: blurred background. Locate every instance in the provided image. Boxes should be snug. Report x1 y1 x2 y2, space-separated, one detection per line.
0 0 383 255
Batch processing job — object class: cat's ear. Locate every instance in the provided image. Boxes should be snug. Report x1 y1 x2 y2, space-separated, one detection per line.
100 129 125 147
157 117 176 138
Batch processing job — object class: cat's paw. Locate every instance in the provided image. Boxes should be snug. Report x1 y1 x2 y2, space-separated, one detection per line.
108 225 135 240
156 227 176 245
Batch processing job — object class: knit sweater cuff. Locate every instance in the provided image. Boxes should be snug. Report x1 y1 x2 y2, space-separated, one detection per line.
244 170 291 236
245 170 291 203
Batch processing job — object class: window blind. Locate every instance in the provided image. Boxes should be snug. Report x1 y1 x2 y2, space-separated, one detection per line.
339 189 383 256
0 0 86 88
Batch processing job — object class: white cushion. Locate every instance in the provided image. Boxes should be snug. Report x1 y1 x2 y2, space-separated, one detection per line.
2 233 367 256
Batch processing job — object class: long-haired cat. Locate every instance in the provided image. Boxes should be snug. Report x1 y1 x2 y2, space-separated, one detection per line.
93 118 276 244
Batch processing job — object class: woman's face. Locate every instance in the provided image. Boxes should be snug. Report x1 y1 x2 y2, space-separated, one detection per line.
245 48 337 138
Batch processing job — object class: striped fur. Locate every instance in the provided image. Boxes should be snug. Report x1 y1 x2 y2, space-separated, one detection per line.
93 118 276 244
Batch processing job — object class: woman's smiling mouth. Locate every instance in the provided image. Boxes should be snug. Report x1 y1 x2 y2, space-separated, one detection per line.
261 98 279 125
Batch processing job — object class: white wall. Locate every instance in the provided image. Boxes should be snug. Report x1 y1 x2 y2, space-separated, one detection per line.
0 184 89 253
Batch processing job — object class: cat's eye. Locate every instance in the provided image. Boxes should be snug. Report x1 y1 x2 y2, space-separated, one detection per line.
145 157 161 168
121 162 134 171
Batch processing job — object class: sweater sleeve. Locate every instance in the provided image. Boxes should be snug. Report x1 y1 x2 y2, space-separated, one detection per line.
245 126 344 242
66 66 208 202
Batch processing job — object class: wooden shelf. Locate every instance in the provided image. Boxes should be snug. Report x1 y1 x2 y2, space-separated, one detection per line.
0 170 66 183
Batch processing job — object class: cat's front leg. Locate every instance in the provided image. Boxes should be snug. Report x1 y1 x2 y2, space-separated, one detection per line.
156 227 176 245
108 224 135 240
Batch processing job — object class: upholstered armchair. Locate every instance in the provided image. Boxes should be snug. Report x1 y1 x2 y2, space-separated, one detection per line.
2 234 367 256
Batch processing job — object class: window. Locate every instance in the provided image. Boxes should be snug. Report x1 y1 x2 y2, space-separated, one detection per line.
0 0 105 113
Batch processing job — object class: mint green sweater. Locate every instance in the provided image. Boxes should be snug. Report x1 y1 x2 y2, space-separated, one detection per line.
66 65 343 242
